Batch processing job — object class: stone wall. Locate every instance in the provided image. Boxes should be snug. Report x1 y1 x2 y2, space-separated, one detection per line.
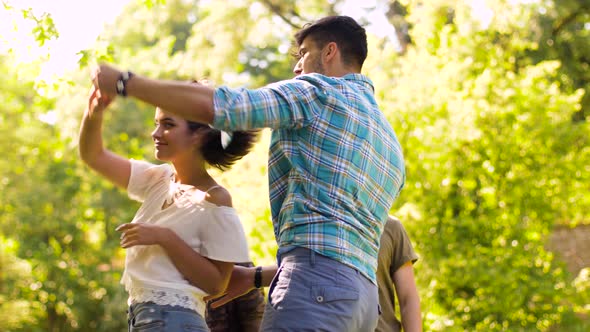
547 224 590 277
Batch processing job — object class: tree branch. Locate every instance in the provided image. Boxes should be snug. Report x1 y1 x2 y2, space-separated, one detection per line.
260 0 305 29
552 5 590 37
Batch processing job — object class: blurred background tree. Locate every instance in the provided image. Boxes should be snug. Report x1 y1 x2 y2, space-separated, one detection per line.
1 0 588 331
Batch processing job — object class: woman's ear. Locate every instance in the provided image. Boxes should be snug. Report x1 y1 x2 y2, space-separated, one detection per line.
190 127 207 146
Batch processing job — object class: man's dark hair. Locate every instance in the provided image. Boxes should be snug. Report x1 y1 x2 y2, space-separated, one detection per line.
294 15 368 69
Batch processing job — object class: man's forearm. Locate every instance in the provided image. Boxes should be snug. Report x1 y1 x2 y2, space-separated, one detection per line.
93 64 216 124
400 299 422 332
125 75 215 124
260 265 278 288
394 264 423 332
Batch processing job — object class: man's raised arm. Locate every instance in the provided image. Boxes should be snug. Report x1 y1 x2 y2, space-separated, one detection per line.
91 63 215 124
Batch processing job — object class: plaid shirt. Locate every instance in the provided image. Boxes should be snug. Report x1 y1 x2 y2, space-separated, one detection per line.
213 73 405 283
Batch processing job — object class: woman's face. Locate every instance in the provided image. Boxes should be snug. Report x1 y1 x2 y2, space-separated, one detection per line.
151 108 197 161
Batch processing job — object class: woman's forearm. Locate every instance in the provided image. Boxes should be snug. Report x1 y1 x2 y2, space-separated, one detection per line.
158 228 231 295
78 109 106 165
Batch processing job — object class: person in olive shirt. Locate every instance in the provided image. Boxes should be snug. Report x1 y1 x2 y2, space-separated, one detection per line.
376 216 422 332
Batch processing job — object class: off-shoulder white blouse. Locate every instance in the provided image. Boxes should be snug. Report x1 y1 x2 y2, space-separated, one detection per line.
121 160 251 317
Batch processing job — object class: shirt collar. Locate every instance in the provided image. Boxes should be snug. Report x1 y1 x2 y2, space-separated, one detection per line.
342 73 375 93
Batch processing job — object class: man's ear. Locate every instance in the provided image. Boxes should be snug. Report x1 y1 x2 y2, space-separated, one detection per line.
323 42 338 63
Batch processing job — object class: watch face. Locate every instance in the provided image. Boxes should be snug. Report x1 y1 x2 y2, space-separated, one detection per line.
117 81 125 94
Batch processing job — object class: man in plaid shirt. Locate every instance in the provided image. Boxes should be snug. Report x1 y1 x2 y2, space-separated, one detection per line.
94 15 405 332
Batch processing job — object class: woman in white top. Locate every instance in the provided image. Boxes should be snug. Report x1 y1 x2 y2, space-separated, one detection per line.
79 85 258 331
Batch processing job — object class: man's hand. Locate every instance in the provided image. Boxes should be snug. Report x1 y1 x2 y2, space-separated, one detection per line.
116 222 169 248
204 265 255 308
91 64 123 97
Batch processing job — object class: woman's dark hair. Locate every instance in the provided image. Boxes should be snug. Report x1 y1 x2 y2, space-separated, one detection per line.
294 15 368 69
185 79 259 171
187 121 259 171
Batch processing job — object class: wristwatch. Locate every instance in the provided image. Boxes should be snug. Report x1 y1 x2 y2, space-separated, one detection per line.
116 71 134 97
254 266 262 289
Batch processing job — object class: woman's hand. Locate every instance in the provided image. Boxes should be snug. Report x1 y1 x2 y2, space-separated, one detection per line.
116 222 169 248
87 85 113 118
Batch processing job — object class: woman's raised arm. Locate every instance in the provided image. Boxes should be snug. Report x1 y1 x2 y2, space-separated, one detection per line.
78 86 131 189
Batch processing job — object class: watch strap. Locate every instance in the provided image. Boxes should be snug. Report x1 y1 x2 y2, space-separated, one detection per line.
254 266 262 289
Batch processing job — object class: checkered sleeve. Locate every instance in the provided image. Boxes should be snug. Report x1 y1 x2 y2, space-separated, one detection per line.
212 78 329 131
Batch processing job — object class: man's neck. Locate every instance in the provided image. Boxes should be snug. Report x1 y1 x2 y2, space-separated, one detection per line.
324 66 361 78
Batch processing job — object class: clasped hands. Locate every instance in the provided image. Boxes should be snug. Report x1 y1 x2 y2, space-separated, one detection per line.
87 64 124 116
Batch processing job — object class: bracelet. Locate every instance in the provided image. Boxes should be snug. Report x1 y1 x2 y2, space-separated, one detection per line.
115 71 134 97
254 266 262 289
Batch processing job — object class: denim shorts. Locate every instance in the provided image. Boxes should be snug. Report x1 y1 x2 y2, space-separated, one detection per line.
260 247 379 332
127 301 209 332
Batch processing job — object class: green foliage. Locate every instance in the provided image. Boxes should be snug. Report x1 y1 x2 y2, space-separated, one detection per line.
143 0 167 9
21 8 59 46
0 52 131 331
381 1 589 330
0 237 38 330
524 0 590 121
1 1 59 47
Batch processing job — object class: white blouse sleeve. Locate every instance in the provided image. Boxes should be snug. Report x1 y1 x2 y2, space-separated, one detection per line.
127 159 171 203
199 209 251 263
